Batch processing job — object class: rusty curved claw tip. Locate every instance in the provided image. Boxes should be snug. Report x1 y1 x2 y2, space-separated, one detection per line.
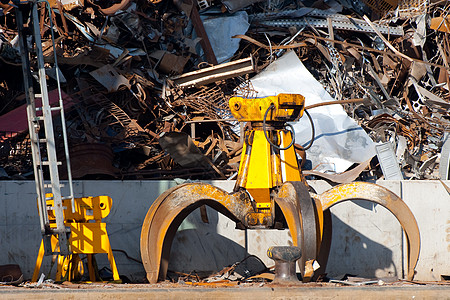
275 181 321 282
314 182 421 281
140 183 252 284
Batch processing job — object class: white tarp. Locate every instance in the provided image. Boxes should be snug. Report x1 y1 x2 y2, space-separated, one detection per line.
248 51 376 173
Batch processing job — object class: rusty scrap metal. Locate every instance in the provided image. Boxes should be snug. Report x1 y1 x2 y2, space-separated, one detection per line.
0 0 450 182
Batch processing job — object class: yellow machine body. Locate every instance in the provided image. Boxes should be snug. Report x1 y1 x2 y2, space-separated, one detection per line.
231 93 304 206
32 195 120 282
229 93 305 122
139 94 421 284
236 129 302 206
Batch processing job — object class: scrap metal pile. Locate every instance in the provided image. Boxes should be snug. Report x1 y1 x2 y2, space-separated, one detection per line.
0 0 449 181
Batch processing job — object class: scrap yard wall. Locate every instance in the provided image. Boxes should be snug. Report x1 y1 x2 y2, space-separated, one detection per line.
0 180 448 282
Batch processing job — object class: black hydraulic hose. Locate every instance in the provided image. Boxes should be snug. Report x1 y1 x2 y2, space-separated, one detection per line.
302 110 315 150
263 104 295 150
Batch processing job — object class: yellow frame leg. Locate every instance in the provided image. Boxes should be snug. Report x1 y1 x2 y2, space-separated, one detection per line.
32 240 45 282
107 239 120 281
87 254 96 281
32 235 59 282
56 254 67 281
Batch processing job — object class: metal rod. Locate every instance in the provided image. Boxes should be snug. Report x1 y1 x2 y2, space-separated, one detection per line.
43 0 75 213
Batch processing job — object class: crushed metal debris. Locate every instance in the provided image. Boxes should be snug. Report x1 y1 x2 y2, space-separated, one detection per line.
0 0 449 182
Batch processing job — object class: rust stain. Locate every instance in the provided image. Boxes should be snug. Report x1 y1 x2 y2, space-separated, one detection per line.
447 220 450 252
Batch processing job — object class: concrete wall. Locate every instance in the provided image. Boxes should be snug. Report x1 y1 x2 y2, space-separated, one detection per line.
0 180 448 282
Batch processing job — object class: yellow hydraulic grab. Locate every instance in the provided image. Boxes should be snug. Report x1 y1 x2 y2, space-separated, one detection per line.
140 93 421 284
32 195 120 282
231 94 304 207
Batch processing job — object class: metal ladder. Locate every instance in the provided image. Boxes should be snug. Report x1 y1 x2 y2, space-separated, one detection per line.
16 0 74 256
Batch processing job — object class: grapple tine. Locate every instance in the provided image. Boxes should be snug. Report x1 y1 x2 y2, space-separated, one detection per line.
314 182 420 281
275 181 322 281
313 209 332 281
140 183 252 283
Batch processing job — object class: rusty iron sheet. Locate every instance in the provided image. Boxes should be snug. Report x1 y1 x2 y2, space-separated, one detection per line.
430 16 450 33
313 182 420 281
159 132 210 168
62 143 118 179
98 0 132 16
303 158 372 184
89 65 131 93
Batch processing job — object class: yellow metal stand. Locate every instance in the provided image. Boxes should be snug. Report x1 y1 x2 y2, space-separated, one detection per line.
32 196 120 282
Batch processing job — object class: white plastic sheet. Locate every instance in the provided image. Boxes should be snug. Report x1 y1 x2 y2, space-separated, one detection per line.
249 51 376 173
